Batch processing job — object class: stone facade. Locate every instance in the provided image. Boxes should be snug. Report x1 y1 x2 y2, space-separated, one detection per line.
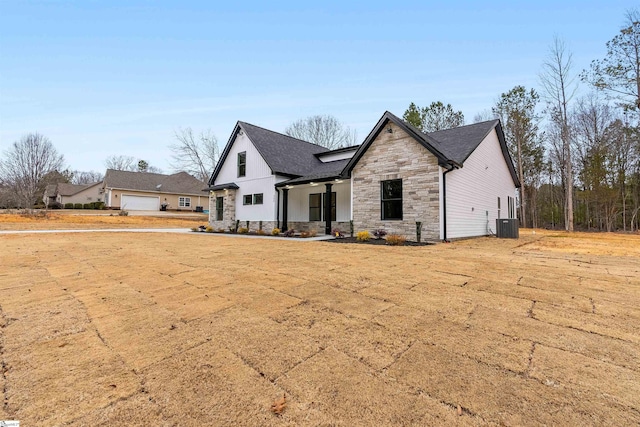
208 190 237 231
351 122 440 241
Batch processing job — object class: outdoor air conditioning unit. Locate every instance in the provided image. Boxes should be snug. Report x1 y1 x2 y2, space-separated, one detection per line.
496 218 519 239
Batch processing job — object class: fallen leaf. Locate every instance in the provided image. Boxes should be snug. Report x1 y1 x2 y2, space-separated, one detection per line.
270 393 286 415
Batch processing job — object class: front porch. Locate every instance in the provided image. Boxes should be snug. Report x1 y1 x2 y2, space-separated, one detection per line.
277 179 351 235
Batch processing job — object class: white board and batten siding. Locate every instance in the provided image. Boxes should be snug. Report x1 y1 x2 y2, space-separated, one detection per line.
214 132 278 221
442 129 517 240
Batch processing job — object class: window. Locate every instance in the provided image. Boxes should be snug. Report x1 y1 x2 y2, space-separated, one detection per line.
253 193 263 205
179 197 191 207
309 192 336 221
508 196 515 219
497 196 501 219
381 179 402 220
309 193 322 221
216 197 223 220
323 192 336 221
243 194 252 205
237 152 246 177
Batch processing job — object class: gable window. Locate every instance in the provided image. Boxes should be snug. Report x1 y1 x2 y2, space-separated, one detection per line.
243 194 253 205
216 197 223 220
309 193 322 221
253 193 263 205
381 179 402 220
179 197 191 207
237 152 246 177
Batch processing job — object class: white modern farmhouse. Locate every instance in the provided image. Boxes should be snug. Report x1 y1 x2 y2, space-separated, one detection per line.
207 111 519 241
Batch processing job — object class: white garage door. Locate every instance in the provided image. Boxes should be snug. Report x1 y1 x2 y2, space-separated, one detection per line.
121 195 160 211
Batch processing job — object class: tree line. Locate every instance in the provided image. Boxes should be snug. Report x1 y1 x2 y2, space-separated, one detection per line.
403 10 640 232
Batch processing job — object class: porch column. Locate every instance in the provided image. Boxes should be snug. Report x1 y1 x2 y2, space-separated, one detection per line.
282 188 289 232
324 183 333 235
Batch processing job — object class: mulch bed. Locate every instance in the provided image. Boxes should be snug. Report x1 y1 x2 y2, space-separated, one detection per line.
327 237 433 246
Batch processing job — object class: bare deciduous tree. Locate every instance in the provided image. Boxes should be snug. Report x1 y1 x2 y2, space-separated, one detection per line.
105 155 137 171
285 115 358 150
104 155 161 173
72 170 104 184
170 128 220 182
473 109 498 123
582 9 640 110
0 133 65 208
540 37 578 231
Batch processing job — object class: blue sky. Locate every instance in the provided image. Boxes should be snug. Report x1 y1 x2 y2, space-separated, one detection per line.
1 1 637 174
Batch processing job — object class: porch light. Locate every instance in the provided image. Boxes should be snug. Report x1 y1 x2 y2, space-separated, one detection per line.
334 179 343 183
285 185 294 189
310 182 318 186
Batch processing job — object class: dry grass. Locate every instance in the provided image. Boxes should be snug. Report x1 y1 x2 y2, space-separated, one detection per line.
0 224 639 426
0 211 207 230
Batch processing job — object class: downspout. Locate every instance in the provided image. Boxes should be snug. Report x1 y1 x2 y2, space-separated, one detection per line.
442 163 457 243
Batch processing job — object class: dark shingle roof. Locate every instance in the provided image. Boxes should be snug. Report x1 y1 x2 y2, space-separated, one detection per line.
428 120 499 164
343 111 519 187
104 170 205 194
210 121 342 186
238 122 329 176
276 159 350 186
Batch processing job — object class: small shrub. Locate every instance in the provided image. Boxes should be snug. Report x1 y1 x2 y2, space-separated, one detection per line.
386 234 406 246
300 231 310 238
217 228 226 233
118 210 129 216
205 226 214 233
283 228 295 237
190 227 198 232
307 229 317 237
332 228 344 238
74 203 83 209
64 203 74 209
257 229 267 235
373 229 387 239
95 201 105 210
271 228 281 236
83 203 91 209
238 227 249 234
356 230 371 241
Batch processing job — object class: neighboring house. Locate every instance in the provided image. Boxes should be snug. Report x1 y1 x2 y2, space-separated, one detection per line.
43 182 103 207
207 111 520 241
102 169 207 211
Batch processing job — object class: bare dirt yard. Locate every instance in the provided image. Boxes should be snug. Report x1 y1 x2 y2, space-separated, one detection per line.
0 216 639 426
